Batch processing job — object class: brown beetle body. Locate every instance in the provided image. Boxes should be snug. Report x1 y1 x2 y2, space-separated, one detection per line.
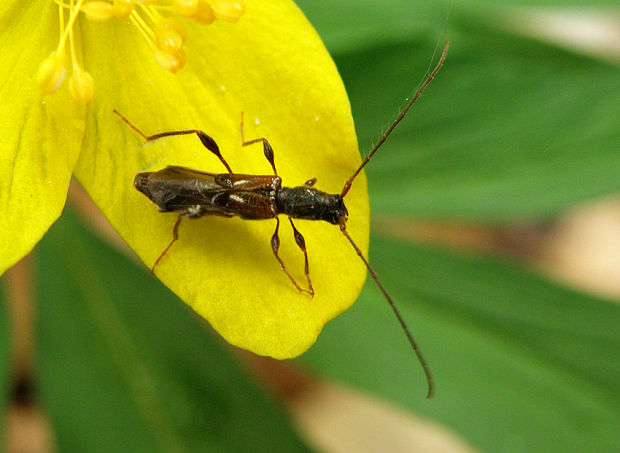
134 165 347 224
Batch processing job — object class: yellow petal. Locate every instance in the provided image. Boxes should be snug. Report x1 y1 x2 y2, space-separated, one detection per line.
73 0 368 358
0 1 85 275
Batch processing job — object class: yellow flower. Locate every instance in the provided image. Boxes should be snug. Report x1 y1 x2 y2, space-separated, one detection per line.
0 0 368 358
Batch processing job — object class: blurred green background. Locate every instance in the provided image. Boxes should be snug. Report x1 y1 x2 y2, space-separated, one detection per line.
2 0 620 452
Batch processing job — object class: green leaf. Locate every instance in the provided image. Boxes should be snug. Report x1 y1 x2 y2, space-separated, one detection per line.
342 26 620 222
297 0 620 222
300 235 620 453
35 210 312 453
467 0 618 6
296 0 619 52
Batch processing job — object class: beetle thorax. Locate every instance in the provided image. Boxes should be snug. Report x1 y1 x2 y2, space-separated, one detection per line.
276 186 346 225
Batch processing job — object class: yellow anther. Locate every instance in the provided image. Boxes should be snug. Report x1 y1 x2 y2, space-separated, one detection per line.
173 0 199 17
69 68 94 102
112 0 134 18
155 19 186 53
81 1 114 21
37 52 67 95
210 0 245 22
154 48 186 73
193 1 215 24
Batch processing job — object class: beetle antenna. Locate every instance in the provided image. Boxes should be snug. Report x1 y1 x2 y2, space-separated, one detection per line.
341 40 449 198
339 219 434 398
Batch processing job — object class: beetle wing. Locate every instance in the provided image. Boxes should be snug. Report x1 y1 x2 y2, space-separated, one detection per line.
135 166 279 216
156 166 279 191
209 191 277 219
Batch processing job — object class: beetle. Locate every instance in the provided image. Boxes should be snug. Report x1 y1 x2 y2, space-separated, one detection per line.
116 41 448 398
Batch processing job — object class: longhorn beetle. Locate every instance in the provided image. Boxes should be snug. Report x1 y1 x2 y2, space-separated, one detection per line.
116 41 448 398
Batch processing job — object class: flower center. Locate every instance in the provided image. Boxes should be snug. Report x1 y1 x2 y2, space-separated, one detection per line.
37 0 246 102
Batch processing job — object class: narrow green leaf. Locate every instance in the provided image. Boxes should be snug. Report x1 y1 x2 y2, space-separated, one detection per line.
301 235 620 453
35 210 312 453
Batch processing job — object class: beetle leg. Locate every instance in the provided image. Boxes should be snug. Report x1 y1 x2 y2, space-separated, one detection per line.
240 112 278 177
151 209 233 273
113 109 233 174
151 213 183 273
271 217 313 296
288 218 314 297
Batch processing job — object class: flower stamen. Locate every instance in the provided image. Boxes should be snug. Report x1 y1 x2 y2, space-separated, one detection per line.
37 51 67 95
112 0 135 17
68 0 94 102
39 0 246 101
173 0 198 17
210 0 245 22
129 6 157 44
80 1 114 21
